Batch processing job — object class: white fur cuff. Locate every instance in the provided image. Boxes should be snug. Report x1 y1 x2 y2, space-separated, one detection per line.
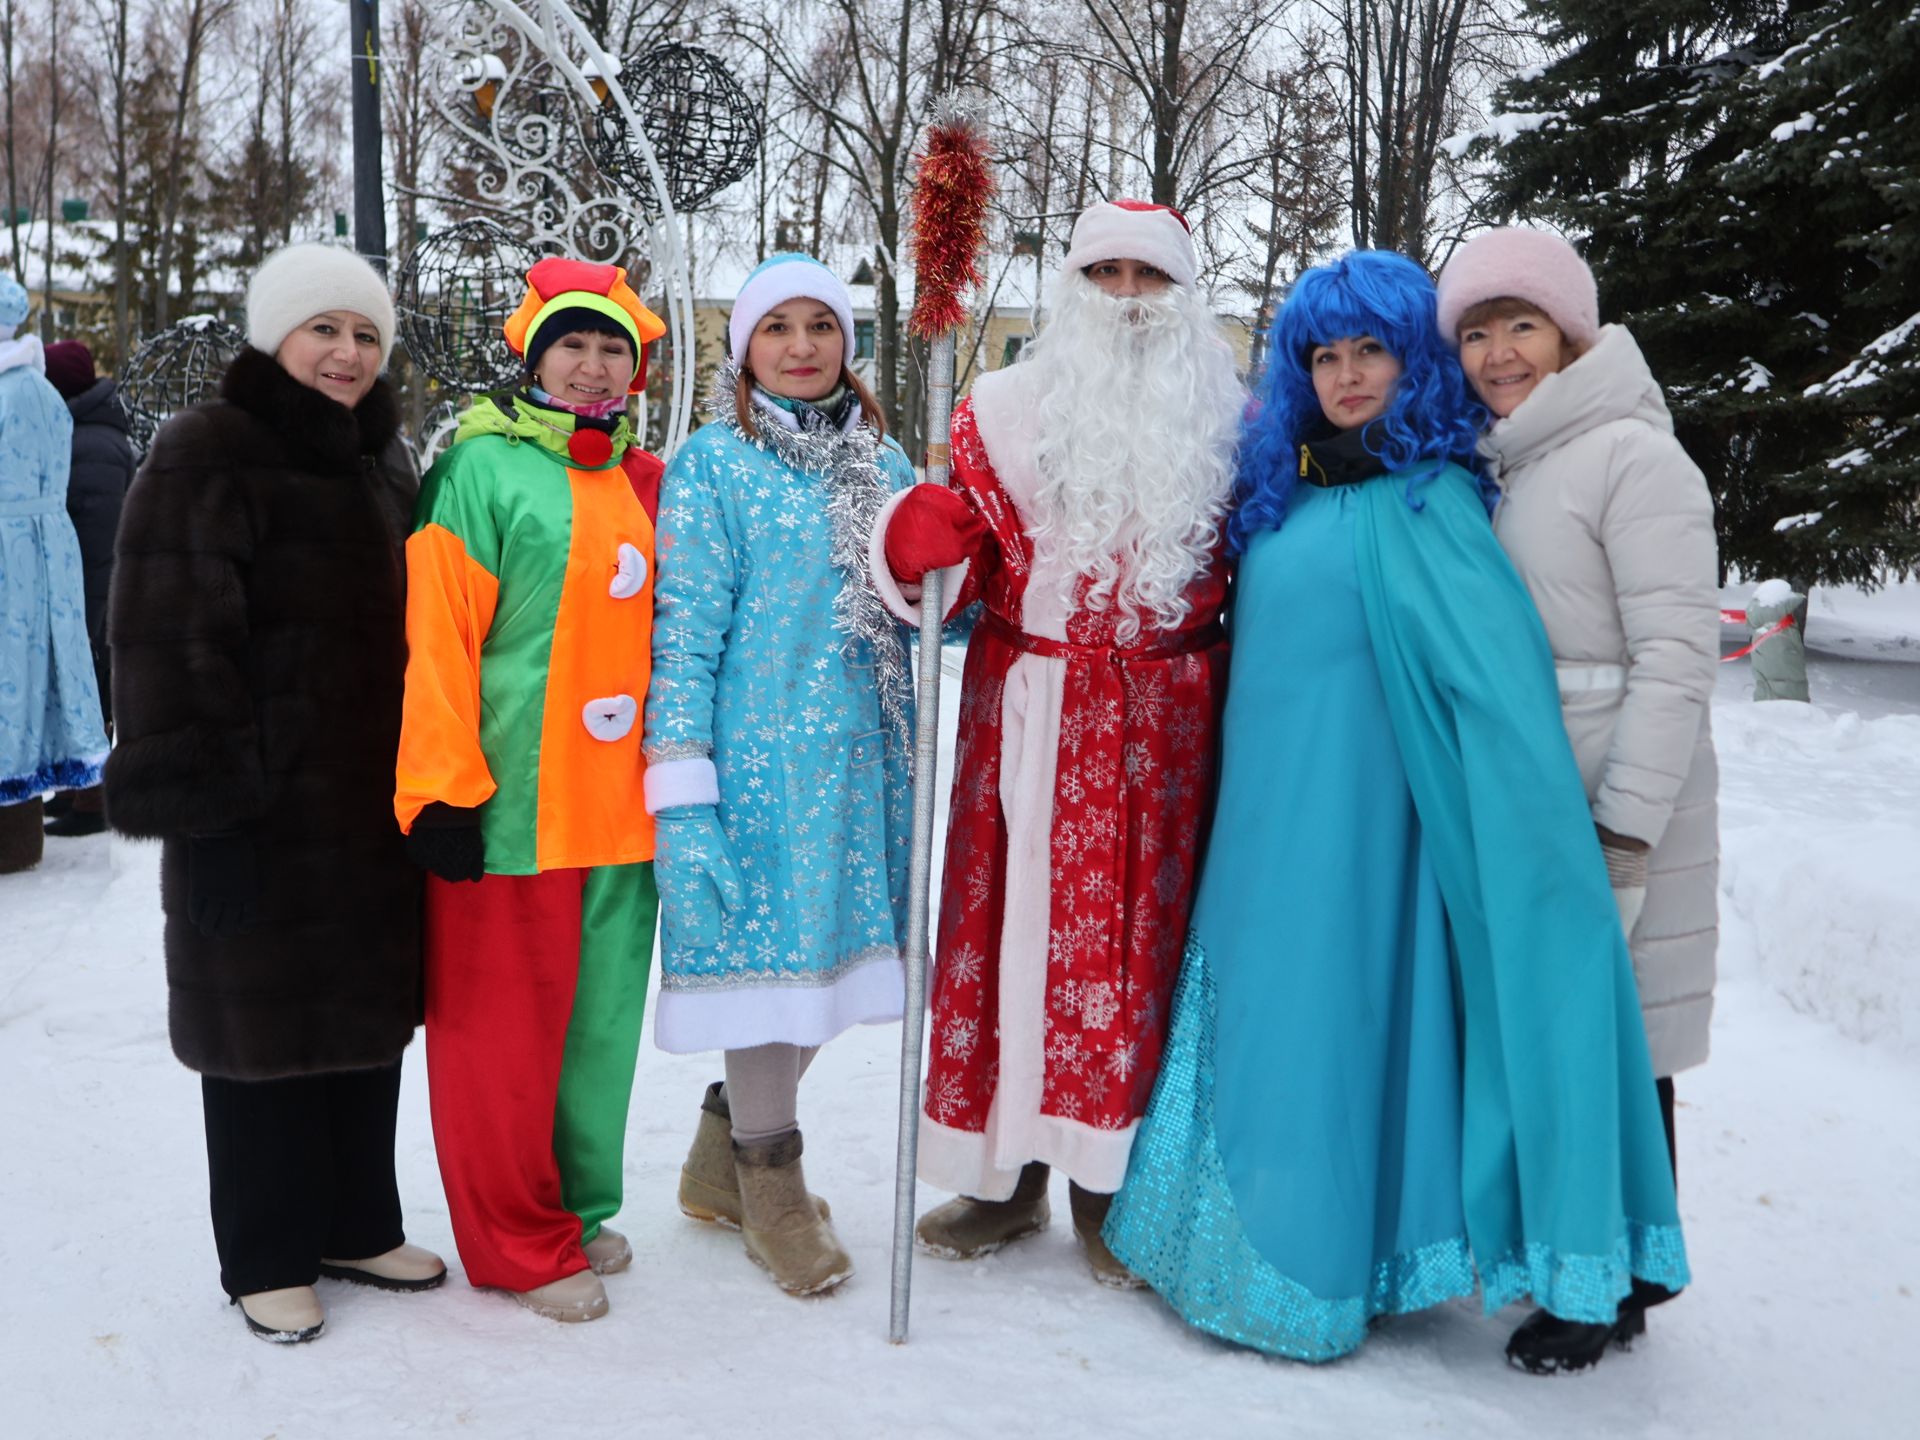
644 757 719 814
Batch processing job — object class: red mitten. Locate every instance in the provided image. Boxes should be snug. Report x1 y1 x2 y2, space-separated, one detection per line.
884 484 987 583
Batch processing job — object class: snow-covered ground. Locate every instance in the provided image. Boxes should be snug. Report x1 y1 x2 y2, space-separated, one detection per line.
4 585 1918 1439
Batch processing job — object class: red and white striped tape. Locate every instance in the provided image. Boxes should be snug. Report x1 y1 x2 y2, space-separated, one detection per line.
1719 609 1796 662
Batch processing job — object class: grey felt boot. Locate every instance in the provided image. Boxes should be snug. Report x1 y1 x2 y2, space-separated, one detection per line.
915 1161 1052 1259
733 1130 852 1296
1068 1182 1145 1289
678 1081 829 1229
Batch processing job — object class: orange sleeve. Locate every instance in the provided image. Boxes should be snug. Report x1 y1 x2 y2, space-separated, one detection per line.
394 523 502 832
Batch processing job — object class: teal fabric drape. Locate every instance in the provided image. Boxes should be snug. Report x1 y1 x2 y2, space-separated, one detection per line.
1355 462 1687 1318
1106 461 1687 1362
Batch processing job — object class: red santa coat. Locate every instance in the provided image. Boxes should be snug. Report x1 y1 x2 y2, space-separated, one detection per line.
869 366 1228 1199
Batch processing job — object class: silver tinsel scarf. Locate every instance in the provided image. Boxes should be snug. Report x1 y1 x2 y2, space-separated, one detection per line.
711 362 914 764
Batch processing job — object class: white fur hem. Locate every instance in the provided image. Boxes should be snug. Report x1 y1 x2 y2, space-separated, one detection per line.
987 651 1065 1156
915 1113 1140 1200
868 485 970 625
644 757 718 814
651 954 905 1054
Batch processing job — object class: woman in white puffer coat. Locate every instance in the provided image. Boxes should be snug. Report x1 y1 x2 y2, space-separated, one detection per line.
1438 227 1720 1375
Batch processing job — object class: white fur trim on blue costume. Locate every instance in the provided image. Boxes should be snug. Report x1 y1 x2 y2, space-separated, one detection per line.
729 253 855 366
644 756 719 814
652 950 906 1053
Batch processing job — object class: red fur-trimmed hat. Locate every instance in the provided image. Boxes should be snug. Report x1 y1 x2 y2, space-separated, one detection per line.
1061 199 1199 287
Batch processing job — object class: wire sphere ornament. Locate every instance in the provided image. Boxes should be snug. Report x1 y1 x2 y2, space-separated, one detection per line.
120 315 247 455
583 44 762 215
395 218 544 390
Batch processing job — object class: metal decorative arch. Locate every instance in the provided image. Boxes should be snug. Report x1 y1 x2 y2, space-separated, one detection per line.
119 315 248 455
394 218 544 390
406 0 755 456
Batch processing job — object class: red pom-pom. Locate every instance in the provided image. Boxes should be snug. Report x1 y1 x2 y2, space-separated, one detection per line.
568 428 614 467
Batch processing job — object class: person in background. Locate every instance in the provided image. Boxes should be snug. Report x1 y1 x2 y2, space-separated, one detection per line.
105 243 443 1344
40 340 134 838
644 253 913 1297
1438 226 1720 1374
0 277 105 873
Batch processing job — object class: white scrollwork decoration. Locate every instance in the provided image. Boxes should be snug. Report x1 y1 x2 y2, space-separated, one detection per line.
405 0 699 456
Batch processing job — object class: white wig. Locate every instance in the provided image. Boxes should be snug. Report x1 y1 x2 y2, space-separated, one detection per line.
1021 272 1244 642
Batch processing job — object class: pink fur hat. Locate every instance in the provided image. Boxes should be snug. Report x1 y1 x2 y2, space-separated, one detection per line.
1062 200 1199 288
1435 227 1600 349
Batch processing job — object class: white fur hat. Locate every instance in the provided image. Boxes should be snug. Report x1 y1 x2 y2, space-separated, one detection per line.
729 253 856 366
246 242 397 366
1061 200 1199 288
1435 227 1600 350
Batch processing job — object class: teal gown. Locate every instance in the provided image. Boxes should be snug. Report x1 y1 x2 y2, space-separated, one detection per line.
1104 459 1689 1362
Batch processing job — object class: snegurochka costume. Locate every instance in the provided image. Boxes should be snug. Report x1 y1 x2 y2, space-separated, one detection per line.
1105 253 1688 1363
395 258 666 1297
641 363 914 1052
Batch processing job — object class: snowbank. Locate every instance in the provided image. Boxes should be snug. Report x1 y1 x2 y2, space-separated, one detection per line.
1715 702 1920 1055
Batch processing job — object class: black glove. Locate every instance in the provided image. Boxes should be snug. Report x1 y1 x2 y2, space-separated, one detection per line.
188 832 259 939
405 802 485 883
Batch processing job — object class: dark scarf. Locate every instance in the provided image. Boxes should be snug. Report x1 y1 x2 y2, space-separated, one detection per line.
1298 421 1392 489
220 346 401 471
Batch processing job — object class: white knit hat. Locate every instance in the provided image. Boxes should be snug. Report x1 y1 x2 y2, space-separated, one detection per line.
1061 200 1199 288
246 242 397 366
729 253 856 366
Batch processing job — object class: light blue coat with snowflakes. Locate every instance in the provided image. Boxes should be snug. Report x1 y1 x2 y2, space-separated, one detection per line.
643 382 914 1053
1 338 107 803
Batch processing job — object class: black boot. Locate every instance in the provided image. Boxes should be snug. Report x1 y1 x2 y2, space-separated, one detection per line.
0 798 45 874
1505 1303 1648 1375
44 787 107 837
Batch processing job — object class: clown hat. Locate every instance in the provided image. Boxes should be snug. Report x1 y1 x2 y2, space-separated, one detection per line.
504 257 666 394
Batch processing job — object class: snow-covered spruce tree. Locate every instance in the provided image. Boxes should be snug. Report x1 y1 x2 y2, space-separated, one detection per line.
1467 0 1919 588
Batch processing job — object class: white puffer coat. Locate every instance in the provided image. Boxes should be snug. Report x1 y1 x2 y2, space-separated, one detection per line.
1483 324 1720 1076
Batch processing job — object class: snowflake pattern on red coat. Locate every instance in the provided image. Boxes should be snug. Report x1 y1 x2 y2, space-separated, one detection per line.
923 400 1228 1150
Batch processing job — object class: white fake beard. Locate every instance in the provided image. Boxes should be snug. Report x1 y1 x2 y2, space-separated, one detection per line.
1020 273 1244 643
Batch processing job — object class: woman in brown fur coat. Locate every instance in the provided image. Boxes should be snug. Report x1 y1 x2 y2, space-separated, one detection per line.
106 243 444 1343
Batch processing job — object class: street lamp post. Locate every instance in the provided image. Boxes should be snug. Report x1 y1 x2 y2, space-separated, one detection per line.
350 0 388 275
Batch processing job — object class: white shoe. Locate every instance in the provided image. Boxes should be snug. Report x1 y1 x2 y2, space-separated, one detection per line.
583 1226 632 1276
235 1286 325 1343
510 1269 609 1323
319 1242 448 1292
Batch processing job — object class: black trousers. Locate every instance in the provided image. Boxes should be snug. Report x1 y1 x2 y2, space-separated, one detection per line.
1631 1075 1681 1310
201 1060 407 1297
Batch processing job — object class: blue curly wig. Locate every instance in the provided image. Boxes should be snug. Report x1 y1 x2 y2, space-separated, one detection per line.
1228 250 1491 554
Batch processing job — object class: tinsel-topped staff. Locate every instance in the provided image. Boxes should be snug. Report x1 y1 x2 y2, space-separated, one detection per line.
888 102 993 1346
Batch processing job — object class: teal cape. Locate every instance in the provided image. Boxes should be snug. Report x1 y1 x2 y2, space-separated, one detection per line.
1105 462 1687 1360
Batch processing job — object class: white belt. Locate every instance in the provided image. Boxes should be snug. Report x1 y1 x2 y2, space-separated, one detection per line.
1555 662 1627 694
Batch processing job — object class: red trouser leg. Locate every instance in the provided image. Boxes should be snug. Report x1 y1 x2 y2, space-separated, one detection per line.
425 869 590 1292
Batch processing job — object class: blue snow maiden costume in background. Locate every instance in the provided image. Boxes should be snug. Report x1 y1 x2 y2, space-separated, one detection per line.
641 356 916 1054
1104 251 1688 1362
0 275 107 803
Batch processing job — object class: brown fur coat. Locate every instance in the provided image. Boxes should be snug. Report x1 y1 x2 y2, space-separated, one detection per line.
106 347 421 1079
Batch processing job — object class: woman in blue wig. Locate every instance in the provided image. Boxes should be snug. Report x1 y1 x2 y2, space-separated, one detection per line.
1103 250 1688 1368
